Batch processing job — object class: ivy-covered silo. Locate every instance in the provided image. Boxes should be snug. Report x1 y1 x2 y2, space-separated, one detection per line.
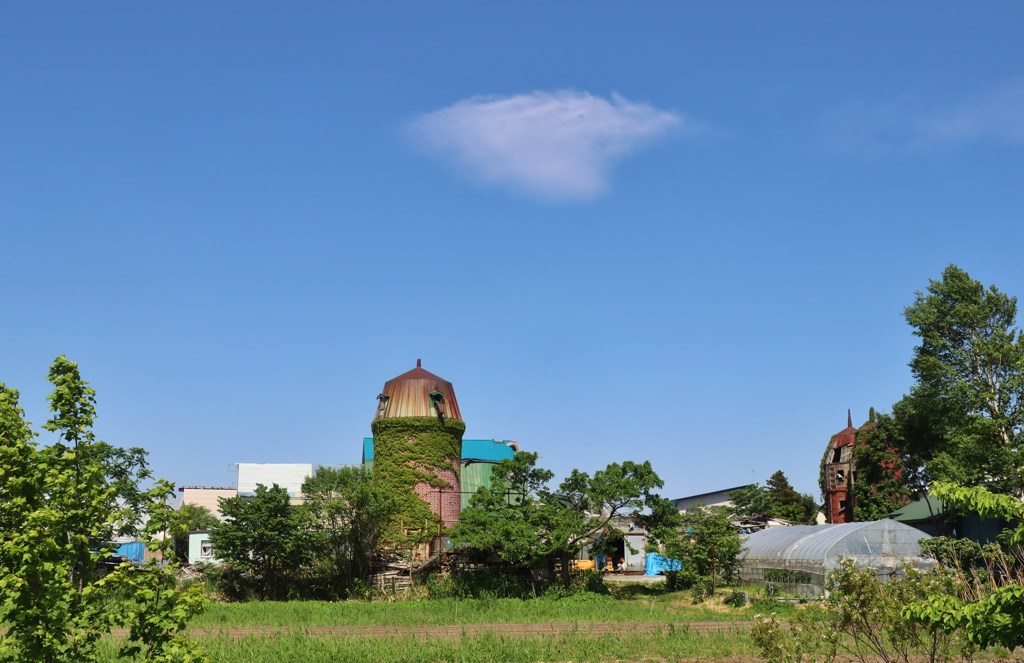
371 360 464 546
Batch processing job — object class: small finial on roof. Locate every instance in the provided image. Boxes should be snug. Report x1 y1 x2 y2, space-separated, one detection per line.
417 358 422 368
848 409 853 428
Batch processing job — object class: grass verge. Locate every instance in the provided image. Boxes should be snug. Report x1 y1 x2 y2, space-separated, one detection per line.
191 594 752 629
98 627 758 662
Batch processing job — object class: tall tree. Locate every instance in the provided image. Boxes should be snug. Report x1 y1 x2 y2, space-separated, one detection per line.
902 265 1024 497
451 452 677 586
301 466 396 599
664 507 741 591
729 472 816 524
0 357 206 662
764 470 809 522
726 483 772 518
212 484 309 600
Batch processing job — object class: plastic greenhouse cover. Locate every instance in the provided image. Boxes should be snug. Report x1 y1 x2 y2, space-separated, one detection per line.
740 519 933 573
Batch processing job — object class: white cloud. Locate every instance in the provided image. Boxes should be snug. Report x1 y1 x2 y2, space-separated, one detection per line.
409 90 691 200
822 78 1024 156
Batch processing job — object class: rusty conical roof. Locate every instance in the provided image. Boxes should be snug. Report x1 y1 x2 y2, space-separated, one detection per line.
375 359 463 420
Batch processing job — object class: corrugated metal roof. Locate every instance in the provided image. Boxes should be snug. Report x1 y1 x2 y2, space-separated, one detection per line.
673 485 753 504
363 438 514 464
890 494 945 522
462 439 517 463
375 360 463 420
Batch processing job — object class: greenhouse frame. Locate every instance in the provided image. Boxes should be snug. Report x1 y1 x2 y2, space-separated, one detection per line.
738 519 934 596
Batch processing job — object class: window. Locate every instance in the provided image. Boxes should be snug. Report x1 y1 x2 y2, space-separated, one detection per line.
836 469 846 483
429 391 446 421
838 500 847 512
200 540 214 558
831 448 842 463
376 394 390 418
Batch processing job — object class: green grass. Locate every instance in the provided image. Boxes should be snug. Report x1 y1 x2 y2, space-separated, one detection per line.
87 588 764 661
191 593 752 629
97 628 759 662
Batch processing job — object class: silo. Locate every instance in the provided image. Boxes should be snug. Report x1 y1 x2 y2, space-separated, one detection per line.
371 360 464 545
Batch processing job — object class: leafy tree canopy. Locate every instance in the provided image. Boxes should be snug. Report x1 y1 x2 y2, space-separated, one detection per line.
170 504 220 540
663 506 742 591
901 264 1024 497
852 413 912 521
451 452 678 585
301 466 397 599
212 484 309 600
729 471 816 524
0 357 206 662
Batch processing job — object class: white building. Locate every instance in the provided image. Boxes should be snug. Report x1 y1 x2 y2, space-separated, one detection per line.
236 463 352 502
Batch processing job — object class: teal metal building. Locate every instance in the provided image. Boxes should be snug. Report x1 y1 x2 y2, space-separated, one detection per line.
362 437 517 509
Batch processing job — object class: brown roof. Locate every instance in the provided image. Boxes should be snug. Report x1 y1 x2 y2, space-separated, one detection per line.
830 426 858 448
828 410 876 448
375 359 463 420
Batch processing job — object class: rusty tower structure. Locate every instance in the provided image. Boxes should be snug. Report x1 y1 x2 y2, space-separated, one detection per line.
371 360 464 544
821 410 877 523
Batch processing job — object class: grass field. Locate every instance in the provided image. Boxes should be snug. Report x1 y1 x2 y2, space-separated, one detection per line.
98 624 758 663
86 586 1024 663
93 586 765 662
191 592 755 629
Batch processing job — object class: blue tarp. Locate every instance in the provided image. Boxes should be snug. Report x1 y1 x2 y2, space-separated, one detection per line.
116 541 146 564
645 552 681 576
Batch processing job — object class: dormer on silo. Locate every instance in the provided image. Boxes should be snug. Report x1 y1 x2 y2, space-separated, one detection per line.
371 360 465 542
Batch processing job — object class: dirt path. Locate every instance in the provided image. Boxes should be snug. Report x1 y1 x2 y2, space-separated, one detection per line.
184 620 753 640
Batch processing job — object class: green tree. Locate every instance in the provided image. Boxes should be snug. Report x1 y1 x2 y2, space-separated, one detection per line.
301 466 396 599
664 507 741 593
901 265 1024 497
852 414 911 521
451 452 677 586
727 483 772 518
0 357 206 662
212 483 308 600
765 470 812 523
799 493 819 523
108 480 209 662
729 472 816 524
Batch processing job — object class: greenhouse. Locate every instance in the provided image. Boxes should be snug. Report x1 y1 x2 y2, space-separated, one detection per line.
738 519 934 596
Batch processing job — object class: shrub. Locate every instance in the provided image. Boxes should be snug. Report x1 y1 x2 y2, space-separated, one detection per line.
724 590 749 608
753 560 974 663
664 569 700 592
193 563 251 602
690 576 712 604
426 568 540 600
544 570 610 598
752 605 837 663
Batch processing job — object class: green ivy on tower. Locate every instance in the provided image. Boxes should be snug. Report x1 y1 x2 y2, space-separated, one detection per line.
370 416 464 546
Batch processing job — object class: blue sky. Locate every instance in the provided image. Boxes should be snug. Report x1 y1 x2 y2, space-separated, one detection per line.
3 3 1023 502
